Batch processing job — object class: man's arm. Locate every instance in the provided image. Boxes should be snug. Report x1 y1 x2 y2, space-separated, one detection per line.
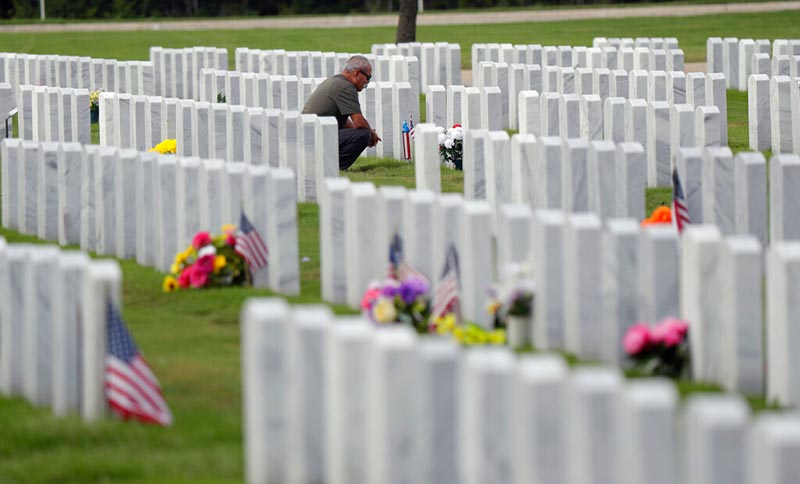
349 113 381 147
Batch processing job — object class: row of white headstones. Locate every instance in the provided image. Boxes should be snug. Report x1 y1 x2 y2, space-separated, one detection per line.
241 297 800 484
0 239 121 423
317 165 800 400
0 138 301 294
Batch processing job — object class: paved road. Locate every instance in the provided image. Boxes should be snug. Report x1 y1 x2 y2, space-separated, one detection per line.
1 1 798 33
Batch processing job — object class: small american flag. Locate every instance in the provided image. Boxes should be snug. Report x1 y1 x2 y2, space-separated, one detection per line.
672 167 691 233
105 301 173 426
409 114 415 140
387 232 428 283
235 211 269 272
430 244 461 322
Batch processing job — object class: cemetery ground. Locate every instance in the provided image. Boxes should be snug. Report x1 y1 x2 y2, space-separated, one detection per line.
0 7 793 482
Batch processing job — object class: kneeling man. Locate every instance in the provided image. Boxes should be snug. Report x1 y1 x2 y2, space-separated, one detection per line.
302 55 381 170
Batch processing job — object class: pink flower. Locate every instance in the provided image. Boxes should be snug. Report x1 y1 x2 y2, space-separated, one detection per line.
177 268 192 288
192 231 212 249
226 234 237 246
360 287 382 310
196 254 215 274
189 267 209 288
652 318 688 348
623 323 652 356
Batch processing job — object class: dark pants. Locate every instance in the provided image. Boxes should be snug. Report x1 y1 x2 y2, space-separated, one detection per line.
339 128 371 170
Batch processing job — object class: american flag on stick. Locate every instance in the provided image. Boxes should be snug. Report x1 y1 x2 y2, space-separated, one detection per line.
387 232 428 284
430 243 461 322
672 167 691 234
235 210 269 272
105 301 173 426
409 114 415 140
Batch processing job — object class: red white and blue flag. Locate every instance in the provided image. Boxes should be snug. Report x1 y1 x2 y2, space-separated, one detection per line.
408 114 415 140
387 232 428 283
672 167 691 234
430 244 461 322
235 210 269 272
402 120 412 160
105 301 173 426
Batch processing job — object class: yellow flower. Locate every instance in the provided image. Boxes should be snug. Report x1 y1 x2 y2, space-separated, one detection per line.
214 255 227 274
486 299 502 315
170 262 181 274
372 297 397 324
487 330 507 345
435 314 457 335
162 275 178 292
149 138 177 154
221 224 236 234
452 327 465 343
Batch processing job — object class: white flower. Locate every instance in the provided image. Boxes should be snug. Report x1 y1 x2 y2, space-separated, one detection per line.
438 133 446 144
198 244 217 258
444 138 454 149
436 126 445 134
452 130 463 141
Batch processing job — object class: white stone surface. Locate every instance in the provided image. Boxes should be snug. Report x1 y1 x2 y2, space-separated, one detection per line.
684 395 749 484
639 225 680 322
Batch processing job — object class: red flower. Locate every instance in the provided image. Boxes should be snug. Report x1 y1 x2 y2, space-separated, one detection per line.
190 268 209 288
177 267 192 288
192 231 212 250
452 123 462 128
196 254 215 274
226 234 237 246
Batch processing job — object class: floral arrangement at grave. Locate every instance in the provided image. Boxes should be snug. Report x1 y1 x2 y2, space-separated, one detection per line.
623 317 690 379
486 266 535 347
641 205 672 227
361 277 433 333
432 313 506 346
217 92 226 104
162 225 247 292
89 89 102 123
438 124 463 171
150 139 177 155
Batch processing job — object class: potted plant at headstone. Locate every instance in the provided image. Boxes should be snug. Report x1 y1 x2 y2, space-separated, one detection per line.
433 313 506 346
623 317 690 379
89 89 102 123
487 278 535 349
438 124 463 170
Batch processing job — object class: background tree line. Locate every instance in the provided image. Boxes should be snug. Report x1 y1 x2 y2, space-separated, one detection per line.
0 0 673 19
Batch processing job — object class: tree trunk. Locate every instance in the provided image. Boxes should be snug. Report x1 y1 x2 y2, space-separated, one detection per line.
395 0 417 43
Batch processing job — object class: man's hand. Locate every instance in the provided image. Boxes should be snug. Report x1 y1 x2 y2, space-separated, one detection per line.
369 129 381 147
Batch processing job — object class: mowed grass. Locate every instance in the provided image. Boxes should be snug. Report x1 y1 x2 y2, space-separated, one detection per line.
0 11 782 483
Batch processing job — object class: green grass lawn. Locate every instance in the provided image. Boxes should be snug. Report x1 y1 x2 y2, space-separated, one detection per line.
0 9 799 68
0 11 783 483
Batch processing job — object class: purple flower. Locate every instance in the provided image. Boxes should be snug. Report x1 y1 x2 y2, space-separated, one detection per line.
381 282 400 298
398 277 429 305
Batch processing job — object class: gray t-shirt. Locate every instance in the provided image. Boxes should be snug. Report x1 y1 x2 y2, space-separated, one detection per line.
301 74 361 129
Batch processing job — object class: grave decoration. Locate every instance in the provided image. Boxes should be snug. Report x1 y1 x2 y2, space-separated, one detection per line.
163 225 247 291
641 205 672 227
438 124 463 170
361 277 432 333
150 138 177 154
89 89 101 123
486 281 535 348
433 313 506 346
623 317 690 378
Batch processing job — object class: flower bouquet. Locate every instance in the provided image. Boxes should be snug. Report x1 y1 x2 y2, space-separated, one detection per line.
486 269 535 347
361 277 432 333
432 313 506 346
641 206 672 227
150 139 177 155
438 124 463 170
162 225 247 292
89 89 102 123
623 317 690 378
